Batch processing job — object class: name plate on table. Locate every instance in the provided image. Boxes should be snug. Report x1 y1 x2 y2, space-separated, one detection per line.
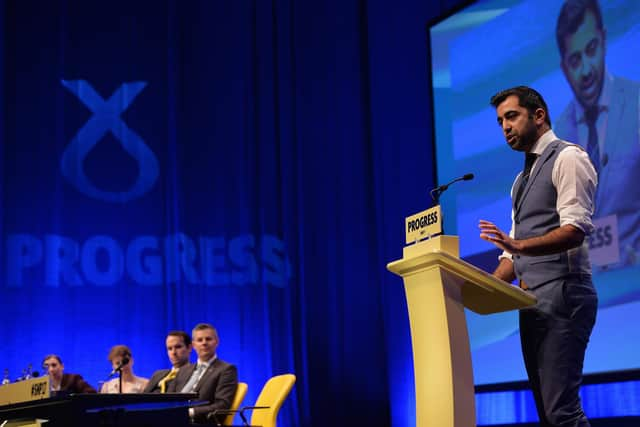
405 205 442 244
0 376 50 406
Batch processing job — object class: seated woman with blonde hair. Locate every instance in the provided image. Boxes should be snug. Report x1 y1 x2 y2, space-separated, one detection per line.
100 345 148 393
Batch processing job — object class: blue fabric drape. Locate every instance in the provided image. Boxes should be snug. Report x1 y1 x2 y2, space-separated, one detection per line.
0 0 467 425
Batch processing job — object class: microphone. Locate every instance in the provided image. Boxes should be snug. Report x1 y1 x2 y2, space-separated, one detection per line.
109 356 130 376
17 364 34 381
430 173 474 203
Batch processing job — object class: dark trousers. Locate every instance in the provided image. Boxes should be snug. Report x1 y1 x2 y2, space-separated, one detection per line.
519 276 597 427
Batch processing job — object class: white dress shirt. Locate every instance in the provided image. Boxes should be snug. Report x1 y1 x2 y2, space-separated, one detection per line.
186 355 217 418
500 129 597 261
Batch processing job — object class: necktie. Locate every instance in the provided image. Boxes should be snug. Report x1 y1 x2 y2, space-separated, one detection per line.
584 106 600 173
158 368 178 393
515 152 537 206
181 364 206 393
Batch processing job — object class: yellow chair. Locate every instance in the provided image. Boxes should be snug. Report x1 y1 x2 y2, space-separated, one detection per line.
245 374 295 427
211 374 296 427
210 381 248 426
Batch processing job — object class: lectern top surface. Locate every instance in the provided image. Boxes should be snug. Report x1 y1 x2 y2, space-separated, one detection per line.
387 250 537 314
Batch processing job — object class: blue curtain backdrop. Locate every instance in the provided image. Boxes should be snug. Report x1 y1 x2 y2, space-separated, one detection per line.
0 0 465 426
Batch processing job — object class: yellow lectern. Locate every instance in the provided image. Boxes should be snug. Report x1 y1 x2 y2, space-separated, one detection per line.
387 235 536 427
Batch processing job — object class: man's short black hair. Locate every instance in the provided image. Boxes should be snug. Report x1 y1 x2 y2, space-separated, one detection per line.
192 323 219 340
556 0 604 58
167 330 192 346
490 86 552 126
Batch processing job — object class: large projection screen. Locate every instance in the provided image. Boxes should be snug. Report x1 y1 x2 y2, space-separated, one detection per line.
429 0 640 384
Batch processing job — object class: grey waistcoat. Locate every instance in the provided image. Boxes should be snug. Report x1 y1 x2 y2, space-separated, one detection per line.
512 140 591 289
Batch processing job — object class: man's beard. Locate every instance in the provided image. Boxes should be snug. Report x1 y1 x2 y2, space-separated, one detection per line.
511 119 538 152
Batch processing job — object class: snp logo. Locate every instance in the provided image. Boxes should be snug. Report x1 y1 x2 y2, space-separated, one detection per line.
60 80 159 203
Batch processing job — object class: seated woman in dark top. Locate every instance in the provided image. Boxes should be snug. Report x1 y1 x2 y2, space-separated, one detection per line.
42 354 96 393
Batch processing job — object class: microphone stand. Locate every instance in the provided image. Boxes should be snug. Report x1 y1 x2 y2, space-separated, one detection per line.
105 359 128 394
115 357 130 393
429 174 475 236
430 187 443 206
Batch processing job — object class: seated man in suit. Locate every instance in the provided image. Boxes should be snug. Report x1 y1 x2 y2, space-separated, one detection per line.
42 354 96 394
144 330 193 393
170 323 238 424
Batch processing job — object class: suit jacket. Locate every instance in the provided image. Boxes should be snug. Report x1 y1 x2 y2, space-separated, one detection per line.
60 373 97 393
169 358 238 423
143 368 171 393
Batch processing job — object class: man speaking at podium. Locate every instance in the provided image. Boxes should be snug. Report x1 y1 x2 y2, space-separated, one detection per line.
479 86 598 427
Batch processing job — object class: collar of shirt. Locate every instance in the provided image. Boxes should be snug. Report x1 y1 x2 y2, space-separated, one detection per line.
196 355 217 370
575 69 612 124
528 128 558 157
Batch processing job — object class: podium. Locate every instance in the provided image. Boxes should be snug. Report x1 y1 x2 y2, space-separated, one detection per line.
387 235 536 427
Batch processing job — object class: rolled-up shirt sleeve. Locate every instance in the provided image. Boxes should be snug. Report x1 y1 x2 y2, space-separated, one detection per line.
552 145 597 235
498 180 518 263
498 229 515 262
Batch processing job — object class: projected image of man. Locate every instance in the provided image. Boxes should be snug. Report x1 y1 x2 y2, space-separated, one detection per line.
555 0 640 271
480 86 598 427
